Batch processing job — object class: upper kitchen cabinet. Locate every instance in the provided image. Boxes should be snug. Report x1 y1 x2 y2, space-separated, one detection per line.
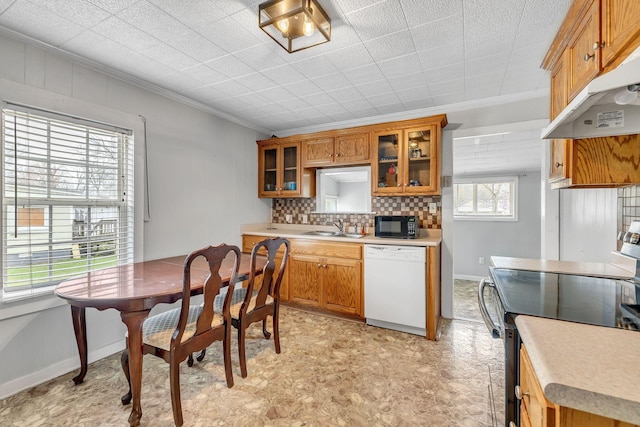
601 0 640 68
549 51 572 182
258 139 314 198
301 132 370 167
543 0 640 188
566 0 600 101
371 116 445 196
549 135 640 189
544 0 640 108
259 114 446 198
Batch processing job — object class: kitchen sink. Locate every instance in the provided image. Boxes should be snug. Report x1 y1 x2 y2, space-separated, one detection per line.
301 231 365 239
302 230 336 236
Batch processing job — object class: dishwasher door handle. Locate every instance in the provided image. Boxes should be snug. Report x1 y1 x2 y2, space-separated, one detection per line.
478 278 503 339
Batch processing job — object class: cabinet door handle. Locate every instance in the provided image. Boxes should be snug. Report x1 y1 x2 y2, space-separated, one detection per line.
323 264 328 268
555 162 563 168
317 263 321 267
584 52 595 61
335 153 341 157
328 153 333 157
593 41 602 50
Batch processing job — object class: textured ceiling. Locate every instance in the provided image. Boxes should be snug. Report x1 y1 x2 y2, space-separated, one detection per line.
453 129 543 176
0 0 572 138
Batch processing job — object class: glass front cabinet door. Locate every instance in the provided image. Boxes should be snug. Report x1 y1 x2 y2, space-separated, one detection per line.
258 141 301 198
404 125 438 194
372 125 439 195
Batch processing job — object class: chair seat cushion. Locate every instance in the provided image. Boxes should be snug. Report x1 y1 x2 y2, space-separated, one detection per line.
214 287 273 320
142 305 224 351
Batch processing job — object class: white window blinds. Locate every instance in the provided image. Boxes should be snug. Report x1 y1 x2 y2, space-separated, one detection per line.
2 104 134 300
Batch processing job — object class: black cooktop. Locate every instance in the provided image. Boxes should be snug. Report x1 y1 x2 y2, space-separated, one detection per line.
489 267 640 330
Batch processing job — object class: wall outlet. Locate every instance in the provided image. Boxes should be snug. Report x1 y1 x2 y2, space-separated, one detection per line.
478 257 485 265
428 202 437 214
301 214 308 224
285 214 292 224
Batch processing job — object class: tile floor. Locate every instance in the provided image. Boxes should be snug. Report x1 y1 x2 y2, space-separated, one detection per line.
454 279 484 323
0 303 505 427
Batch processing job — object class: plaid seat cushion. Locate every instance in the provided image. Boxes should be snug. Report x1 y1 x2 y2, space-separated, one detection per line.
141 305 224 351
214 287 273 320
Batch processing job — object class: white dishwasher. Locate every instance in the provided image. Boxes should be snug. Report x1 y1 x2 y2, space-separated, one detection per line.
364 244 427 336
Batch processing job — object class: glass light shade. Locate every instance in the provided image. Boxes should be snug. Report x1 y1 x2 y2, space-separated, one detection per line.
614 85 639 105
259 0 331 53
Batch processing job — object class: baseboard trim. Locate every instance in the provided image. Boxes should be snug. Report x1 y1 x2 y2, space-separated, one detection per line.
0 340 125 399
454 274 485 282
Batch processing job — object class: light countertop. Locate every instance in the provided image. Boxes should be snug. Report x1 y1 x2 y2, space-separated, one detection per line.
241 223 441 247
491 254 636 279
515 315 640 424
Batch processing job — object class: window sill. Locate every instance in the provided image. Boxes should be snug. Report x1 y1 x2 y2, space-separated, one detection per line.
0 288 67 321
454 216 518 222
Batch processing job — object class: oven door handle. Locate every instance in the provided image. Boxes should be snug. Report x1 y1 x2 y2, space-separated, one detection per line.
478 278 503 339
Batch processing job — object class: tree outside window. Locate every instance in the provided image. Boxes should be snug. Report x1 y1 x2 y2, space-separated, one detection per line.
454 177 517 220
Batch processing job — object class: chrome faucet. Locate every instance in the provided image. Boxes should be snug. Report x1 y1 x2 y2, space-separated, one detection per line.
327 219 344 234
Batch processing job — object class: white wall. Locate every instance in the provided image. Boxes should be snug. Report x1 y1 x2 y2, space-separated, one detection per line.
0 33 270 397
559 189 618 262
453 172 542 279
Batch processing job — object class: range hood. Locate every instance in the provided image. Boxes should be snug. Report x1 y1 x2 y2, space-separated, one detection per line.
541 52 640 139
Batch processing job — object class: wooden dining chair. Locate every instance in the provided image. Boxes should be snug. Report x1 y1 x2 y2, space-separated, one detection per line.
120 244 240 426
197 237 290 378
228 237 290 377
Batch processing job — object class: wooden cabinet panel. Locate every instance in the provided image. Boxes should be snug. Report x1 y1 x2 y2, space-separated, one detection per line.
288 254 323 307
258 140 314 198
371 122 441 196
302 137 334 166
302 133 370 167
323 258 361 316
550 50 568 120
601 0 640 68
549 135 640 189
291 238 362 260
520 345 556 427
549 139 572 182
571 135 640 186
521 344 640 427
334 133 370 164
567 0 601 101
287 239 363 318
556 406 639 427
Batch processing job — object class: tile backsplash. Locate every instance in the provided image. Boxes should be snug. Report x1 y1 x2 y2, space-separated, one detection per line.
618 185 640 249
272 196 442 229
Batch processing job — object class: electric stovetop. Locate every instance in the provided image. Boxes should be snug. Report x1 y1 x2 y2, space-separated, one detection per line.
489 267 640 330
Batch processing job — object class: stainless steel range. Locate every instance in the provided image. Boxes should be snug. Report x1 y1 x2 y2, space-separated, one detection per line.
478 220 640 427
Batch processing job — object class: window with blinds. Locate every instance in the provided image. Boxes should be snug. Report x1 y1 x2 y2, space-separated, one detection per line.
1 104 134 300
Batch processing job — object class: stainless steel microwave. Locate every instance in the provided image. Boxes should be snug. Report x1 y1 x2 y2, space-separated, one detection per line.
374 215 418 239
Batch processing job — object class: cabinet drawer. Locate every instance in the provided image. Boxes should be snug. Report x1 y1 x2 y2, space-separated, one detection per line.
242 235 287 255
291 239 362 260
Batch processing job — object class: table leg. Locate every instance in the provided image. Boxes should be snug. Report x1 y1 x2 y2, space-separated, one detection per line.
120 310 150 427
70 306 88 384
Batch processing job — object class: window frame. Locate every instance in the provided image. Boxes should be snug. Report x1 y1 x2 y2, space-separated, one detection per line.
1 103 135 302
453 175 519 221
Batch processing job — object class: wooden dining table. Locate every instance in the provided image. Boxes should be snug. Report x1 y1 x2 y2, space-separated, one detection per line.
54 252 266 426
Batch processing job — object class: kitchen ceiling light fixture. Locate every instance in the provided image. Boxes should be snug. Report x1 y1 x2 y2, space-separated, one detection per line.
259 0 331 53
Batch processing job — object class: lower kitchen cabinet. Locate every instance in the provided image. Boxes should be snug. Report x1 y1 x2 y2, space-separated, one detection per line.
288 240 363 318
519 345 556 427
519 345 640 427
